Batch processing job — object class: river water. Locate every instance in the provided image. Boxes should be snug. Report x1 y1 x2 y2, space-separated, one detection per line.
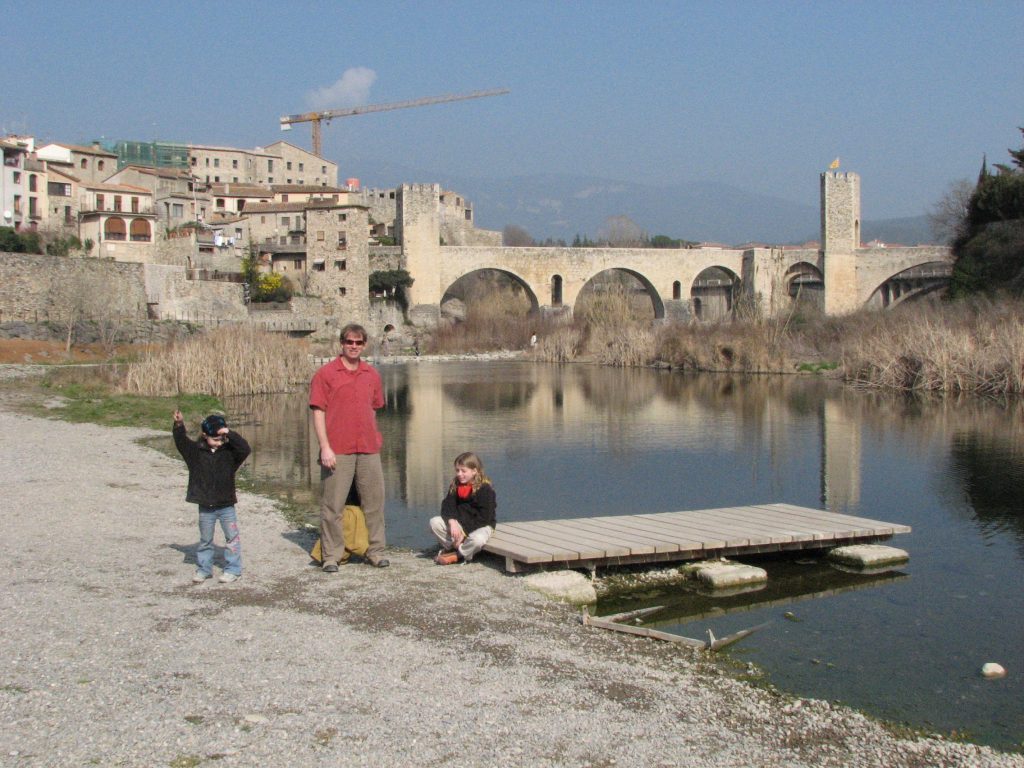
225 360 1024 751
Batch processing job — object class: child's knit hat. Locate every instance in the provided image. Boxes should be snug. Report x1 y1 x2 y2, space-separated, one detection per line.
201 414 227 435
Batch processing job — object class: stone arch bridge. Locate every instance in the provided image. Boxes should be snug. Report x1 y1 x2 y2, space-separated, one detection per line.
396 174 953 323
408 242 953 323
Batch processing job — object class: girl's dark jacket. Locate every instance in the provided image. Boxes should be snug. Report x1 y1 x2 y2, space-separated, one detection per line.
173 423 251 508
440 482 496 533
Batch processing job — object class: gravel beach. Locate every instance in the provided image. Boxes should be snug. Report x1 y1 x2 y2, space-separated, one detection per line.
1 375 1021 767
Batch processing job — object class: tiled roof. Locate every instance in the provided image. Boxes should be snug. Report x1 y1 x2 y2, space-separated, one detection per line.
56 143 118 157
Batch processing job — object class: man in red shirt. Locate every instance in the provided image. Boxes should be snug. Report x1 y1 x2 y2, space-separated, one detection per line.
309 323 389 572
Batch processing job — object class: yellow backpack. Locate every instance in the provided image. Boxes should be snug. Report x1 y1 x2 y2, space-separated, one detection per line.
309 505 369 564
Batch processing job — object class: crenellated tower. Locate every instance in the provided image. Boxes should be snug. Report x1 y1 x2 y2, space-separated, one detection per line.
821 171 861 314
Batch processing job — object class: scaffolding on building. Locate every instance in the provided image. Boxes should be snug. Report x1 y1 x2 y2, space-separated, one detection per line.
102 140 191 171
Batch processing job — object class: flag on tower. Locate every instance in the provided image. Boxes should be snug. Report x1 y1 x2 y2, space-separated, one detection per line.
829 157 840 170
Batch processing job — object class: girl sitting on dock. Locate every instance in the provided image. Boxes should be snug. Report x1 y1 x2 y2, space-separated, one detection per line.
429 452 496 565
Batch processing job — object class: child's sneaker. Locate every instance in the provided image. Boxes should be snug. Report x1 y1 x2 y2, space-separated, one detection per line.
193 571 211 583
218 572 240 583
434 551 461 566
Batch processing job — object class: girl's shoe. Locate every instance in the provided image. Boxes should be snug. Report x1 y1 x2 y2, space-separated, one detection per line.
219 572 240 583
192 571 211 583
435 551 461 565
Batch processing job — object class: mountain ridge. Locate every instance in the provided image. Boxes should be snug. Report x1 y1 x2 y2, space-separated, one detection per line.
349 160 939 247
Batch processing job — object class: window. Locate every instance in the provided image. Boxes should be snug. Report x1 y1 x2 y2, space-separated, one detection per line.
281 194 288 202
281 216 290 228
214 158 220 168
299 162 304 172
287 161 292 170
172 203 184 217
12 195 20 214
28 197 38 218
47 182 71 196
268 177 274 183
279 235 287 245
64 206 72 224
294 258 302 270
98 160 105 172
313 260 325 272
232 177 238 183
131 197 139 213
260 215 266 224
287 178 292 184
191 157 197 166
95 193 105 210
268 160 274 172
113 196 122 212
337 232 347 250
235 228 242 238
298 179 304 185
130 218 151 242
80 158 87 169
335 259 346 271
104 217 127 240
205 158 210 167
321 165 327 174
232 159 238 169
317 230 325 241
13 171 21 184
337 213 347 222
216 198 226 209
338 286 347 296
465 209 472 220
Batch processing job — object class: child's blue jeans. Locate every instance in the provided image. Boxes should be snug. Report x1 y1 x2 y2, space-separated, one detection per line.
197 505 241 576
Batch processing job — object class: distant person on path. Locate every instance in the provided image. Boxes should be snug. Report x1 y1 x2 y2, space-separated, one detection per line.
429 452 496 565
173 411 251 584
310 323 389 572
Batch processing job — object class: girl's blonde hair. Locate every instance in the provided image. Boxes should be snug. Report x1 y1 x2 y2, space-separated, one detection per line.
449 451 491 495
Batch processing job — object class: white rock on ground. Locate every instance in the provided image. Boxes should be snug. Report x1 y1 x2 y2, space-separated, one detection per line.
0 388 1021 767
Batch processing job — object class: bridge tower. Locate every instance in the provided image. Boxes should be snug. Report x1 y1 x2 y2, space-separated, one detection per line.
396 183 444 325
821 171 861 315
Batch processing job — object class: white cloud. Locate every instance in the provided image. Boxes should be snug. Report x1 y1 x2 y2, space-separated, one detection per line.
306 67 377 109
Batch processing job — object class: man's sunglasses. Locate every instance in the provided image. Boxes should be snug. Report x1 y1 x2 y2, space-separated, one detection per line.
342 338 366 346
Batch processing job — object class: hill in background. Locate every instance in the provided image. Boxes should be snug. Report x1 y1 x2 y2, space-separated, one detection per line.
353 160 939 247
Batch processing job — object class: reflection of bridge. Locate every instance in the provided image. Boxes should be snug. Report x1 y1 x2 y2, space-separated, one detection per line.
397 172 952 323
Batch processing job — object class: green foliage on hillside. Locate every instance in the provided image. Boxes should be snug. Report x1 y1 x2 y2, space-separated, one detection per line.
950 128 1024 296
0 227 42 254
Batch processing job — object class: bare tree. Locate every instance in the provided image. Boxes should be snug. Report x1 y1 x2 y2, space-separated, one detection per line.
598 215 645 247
928 179 973 244
502 224 534 246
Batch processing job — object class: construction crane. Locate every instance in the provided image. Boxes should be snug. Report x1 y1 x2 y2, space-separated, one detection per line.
279 87 510 157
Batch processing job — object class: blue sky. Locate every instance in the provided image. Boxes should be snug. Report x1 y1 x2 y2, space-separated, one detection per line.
2 1 1021 223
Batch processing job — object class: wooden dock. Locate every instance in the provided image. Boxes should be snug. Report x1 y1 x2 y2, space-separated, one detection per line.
483 503 911 573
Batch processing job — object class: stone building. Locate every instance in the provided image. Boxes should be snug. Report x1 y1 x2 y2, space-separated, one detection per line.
1 136 32 231
78 182 156 262
35 143 119 186
105 165 211 232
188 141 338 188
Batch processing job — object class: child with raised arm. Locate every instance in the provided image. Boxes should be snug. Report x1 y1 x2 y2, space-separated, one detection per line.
173 411 251 583
429 452 496 565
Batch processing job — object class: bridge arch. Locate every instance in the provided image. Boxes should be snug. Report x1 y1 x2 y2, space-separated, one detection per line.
785 261 824 309
440 267 540 316
576 267 666 320
864 261 952 309
691 266 740 321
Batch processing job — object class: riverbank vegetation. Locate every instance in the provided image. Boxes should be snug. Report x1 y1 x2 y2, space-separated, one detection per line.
120 325 312 397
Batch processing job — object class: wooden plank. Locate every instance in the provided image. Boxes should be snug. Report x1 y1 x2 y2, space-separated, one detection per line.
637 510 770 547
522 519 660 555
509 520 634 558
761 503 910 534
589 515 717 550
559 517 682 554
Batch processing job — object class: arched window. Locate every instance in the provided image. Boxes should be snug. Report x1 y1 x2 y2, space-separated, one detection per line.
130 218 151 242
104 217 127 241
551 274 563 306
673 281 681 300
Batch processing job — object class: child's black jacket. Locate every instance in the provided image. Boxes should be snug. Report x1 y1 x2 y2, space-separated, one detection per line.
173 423 251 507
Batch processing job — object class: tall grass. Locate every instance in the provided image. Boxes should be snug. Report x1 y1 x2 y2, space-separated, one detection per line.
121 325 312 397
429 291 542 353
841 297 1024 394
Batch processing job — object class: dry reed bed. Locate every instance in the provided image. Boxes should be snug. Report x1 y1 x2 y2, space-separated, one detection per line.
120 325 312 397
842 300 1024 394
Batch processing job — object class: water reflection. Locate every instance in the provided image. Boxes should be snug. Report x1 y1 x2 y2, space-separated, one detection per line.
226 361 1024 749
